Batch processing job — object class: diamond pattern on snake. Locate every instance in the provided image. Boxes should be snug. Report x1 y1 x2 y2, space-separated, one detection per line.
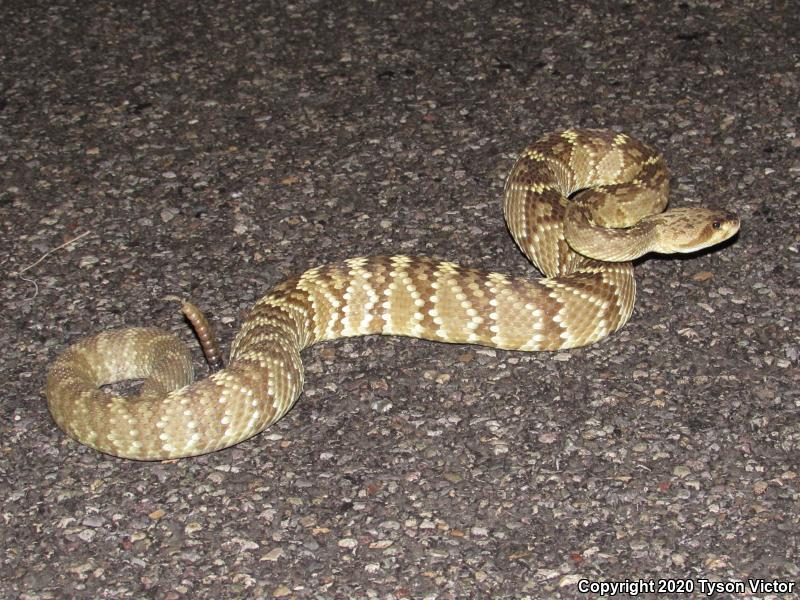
45 129 740 459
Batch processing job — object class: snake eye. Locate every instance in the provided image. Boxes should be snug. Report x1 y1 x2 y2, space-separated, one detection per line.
712 221 721 229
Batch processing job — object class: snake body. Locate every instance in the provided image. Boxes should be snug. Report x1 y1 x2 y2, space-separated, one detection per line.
45 129 740 460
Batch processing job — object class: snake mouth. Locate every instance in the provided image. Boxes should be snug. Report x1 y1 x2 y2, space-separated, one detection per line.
683 210 740 252
654 208 741 254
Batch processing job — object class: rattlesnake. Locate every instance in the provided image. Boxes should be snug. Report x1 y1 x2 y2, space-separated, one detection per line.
45 129 740 460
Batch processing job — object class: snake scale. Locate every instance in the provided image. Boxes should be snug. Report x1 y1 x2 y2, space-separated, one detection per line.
46 129 740 460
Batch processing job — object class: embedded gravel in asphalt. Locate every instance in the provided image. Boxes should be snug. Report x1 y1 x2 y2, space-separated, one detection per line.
1 1 798 598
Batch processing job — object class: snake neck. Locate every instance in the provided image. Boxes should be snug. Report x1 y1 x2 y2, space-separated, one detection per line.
563 203 661 262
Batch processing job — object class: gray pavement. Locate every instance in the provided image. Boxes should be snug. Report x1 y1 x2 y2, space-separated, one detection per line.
1 1 798 598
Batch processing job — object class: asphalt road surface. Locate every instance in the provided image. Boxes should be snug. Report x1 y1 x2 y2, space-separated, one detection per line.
2 1 798 598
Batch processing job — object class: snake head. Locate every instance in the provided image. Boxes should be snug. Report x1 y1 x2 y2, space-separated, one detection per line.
654 207 740 254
